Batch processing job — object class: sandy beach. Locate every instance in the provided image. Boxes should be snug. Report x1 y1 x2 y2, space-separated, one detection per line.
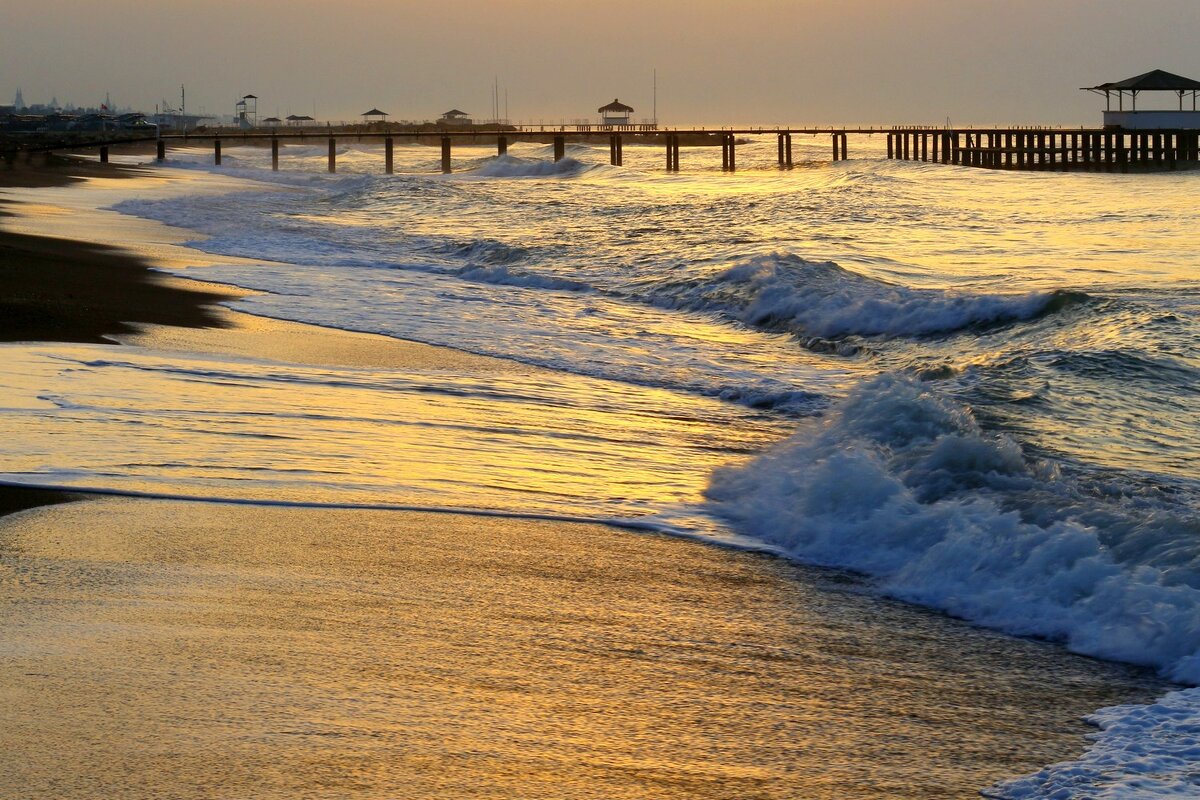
0 158 1170 798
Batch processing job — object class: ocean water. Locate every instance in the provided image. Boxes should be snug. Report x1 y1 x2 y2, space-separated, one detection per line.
3 135 1200 794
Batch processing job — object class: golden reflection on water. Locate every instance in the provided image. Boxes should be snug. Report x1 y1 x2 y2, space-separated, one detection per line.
0 336 791 522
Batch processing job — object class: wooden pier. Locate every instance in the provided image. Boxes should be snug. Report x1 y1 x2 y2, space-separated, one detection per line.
8 126 1200 174
884 128 1200 172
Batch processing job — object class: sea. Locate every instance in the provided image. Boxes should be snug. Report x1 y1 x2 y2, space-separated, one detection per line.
3 133 1200 796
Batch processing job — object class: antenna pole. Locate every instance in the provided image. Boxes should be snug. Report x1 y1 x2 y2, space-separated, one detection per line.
653 68 657 127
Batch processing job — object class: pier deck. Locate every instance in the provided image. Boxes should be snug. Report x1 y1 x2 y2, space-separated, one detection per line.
4 126 1198 174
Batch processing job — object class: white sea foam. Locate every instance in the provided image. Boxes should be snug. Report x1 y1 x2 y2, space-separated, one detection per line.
651 253 1081 340
706 374 1200 684
456 264 591 292
986 687 1200 799
467 154 592 178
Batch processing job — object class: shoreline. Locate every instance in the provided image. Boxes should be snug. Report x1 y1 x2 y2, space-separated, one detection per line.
0 159 238 517
0 157 520 519
0 157 1177 796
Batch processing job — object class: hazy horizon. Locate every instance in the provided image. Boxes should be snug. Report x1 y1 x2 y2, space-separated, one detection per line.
3 0 1197 126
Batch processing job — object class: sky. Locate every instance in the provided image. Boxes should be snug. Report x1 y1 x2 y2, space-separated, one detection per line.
2 0 1197 126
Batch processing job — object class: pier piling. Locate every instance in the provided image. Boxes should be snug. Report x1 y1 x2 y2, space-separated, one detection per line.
385 137 393 174
156 140 165 162
99 146 109 164
666 134 680 171
328 137 336 173
553 135 566 162
441 137 452 173
214 140 221 166
497 136 507 157
271 137 279 171
721 133 736 171
776 133 794 168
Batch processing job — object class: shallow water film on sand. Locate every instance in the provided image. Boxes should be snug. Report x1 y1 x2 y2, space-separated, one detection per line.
3 135 1200 795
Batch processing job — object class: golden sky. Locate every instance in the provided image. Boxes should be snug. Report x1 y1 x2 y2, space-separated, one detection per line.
3 0 1196 125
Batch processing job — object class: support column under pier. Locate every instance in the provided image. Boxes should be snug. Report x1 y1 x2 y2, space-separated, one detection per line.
328 138 336 173
271 137 279 171
384 137 393 174
441 137 452 173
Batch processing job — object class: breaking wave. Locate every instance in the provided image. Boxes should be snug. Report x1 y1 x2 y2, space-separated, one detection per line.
705 373 1200 684
648 253 1087 340
455 264 591 292
467 154 593 178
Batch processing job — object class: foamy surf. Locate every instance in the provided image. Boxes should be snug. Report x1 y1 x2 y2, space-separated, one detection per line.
986 688 1200 799
706 374 1200 683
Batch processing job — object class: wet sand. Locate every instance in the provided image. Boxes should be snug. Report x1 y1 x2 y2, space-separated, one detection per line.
0 161 1172 797
0 497 1167 800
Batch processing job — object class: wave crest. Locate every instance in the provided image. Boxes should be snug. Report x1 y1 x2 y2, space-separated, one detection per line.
706 373 1200 683
468 155 592 178
650 254 1087 340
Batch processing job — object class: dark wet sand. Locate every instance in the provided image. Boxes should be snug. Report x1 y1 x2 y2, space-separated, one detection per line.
0 213 235 345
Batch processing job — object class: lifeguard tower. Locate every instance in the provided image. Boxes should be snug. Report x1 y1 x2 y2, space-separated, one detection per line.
235 94 258 129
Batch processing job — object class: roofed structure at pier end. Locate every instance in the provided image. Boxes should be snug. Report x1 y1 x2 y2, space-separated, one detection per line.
1083 69 1200 129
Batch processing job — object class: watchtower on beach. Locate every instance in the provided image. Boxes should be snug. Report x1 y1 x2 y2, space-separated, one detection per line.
1082 69 1200 129
236 94 258 129
598 99 633 126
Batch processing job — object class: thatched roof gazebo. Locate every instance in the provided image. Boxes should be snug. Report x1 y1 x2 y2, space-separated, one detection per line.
598 98 634 125
1083 69 1200 129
